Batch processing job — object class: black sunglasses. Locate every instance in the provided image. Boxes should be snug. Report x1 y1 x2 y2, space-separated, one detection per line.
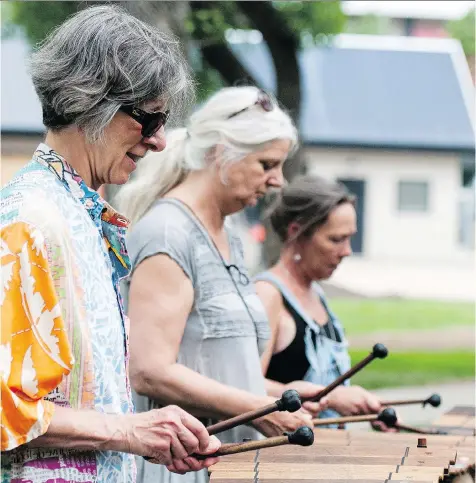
227 90 273 119
119 105 170 138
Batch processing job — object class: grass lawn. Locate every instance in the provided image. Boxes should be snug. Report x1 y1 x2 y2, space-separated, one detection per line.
349 349 475 390
331 298 474 336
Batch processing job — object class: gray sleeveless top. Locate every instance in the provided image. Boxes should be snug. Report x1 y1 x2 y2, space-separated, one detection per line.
122 198 270 483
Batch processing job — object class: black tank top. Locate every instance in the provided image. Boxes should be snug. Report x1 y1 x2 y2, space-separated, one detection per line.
266 295 341 384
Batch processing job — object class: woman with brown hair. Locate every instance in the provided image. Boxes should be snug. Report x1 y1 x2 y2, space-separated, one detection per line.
255 175 392 427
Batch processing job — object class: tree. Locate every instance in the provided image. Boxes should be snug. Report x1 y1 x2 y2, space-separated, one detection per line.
7 0 346 265
447 8 475 84
186 1 345 265
7 1 345 168
5 1 79 44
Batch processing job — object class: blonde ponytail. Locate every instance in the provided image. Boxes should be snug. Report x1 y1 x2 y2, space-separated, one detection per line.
114 128 190 225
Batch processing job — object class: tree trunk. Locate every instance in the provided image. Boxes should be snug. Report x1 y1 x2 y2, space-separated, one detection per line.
189 1 259 86
236 1 304 266
236 1 302 182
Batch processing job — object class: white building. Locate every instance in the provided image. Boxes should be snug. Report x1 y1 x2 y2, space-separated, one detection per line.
230 34 475 266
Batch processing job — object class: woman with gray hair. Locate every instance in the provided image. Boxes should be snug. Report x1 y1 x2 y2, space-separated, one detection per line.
254 176 394 430
116 86 327 483
0 5 220 483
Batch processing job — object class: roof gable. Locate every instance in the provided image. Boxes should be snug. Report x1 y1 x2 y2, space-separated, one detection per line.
2 33 474 151
229 35 475 151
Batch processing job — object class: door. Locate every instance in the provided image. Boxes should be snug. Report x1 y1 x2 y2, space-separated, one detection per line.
337 178 365 254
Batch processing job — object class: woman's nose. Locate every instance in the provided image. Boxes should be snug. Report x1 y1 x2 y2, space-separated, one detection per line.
142 126 166 152
268 167 285 188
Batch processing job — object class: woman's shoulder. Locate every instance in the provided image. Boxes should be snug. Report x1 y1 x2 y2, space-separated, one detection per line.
254 270 286 304
125 199 200 267
146 198 195 225
129 199 196 237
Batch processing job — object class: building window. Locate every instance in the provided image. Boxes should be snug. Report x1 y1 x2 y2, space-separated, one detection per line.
397 181 429 212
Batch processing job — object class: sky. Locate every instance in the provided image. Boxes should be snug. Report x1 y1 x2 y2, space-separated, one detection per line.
341 1 475 20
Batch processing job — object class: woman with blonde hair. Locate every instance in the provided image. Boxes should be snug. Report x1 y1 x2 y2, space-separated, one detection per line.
116 86 327 482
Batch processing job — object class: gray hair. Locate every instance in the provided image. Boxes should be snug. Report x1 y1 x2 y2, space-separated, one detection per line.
29 4 193 142
268 175 356 243
115 86 299 225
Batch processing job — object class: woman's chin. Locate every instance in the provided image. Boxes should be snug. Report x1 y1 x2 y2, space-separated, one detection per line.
110 170 133 187
326 265 339 278
246 196 260 207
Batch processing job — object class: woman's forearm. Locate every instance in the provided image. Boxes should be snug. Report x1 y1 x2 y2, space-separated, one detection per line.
265 378 287 398
134 363 270 420
27 405 128 453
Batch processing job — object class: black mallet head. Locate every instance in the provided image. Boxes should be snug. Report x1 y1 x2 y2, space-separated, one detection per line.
372 343 388 359
423 394 441 408
378 408 398 428
276 389 302 413
287 426 315 446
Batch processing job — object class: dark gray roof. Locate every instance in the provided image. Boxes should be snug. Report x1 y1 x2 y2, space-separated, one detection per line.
229 38 475 152
2 33 474 152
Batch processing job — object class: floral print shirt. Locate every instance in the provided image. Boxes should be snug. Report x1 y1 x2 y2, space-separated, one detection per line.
1 144 135 482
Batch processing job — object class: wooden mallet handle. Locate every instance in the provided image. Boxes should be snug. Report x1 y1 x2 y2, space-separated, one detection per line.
312 407 397 427
143 390 302 463
302 343 388 403
194 426 314 458
206 389 301 436
396 422 448 435
381 393 441 408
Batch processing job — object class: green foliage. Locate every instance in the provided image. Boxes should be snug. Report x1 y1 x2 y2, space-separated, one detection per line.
7 0 346 47
8 1 79 46
274 1 345 46
4 0 347 100
330 298 474 335
345 14 392 36
447 8 476 57
1 3 16 39
186 1 345 49
193 65 226 103
350 350 475 389
186 2 249 43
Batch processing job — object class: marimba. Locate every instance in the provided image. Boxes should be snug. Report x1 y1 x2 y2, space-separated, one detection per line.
208 405 475 483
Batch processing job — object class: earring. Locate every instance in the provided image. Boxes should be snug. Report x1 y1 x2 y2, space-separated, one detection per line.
293 253 302 262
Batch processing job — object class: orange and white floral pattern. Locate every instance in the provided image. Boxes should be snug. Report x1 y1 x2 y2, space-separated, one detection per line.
1 221 73 450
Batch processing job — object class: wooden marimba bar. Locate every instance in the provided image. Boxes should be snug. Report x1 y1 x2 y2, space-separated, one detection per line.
208 406 475 483
428 406 476 437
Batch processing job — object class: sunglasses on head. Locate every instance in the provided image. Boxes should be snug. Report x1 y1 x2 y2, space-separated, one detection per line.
119 104 170 138
227 90 273 119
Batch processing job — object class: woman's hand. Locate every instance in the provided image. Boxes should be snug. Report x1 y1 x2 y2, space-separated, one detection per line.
327 385 381 416
252 408 314 437
123 405 221 473
166 437 221 475
250 396 314 437
370 419 399 433
283 381 330 417
27 404 220 474
371 412 400 433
